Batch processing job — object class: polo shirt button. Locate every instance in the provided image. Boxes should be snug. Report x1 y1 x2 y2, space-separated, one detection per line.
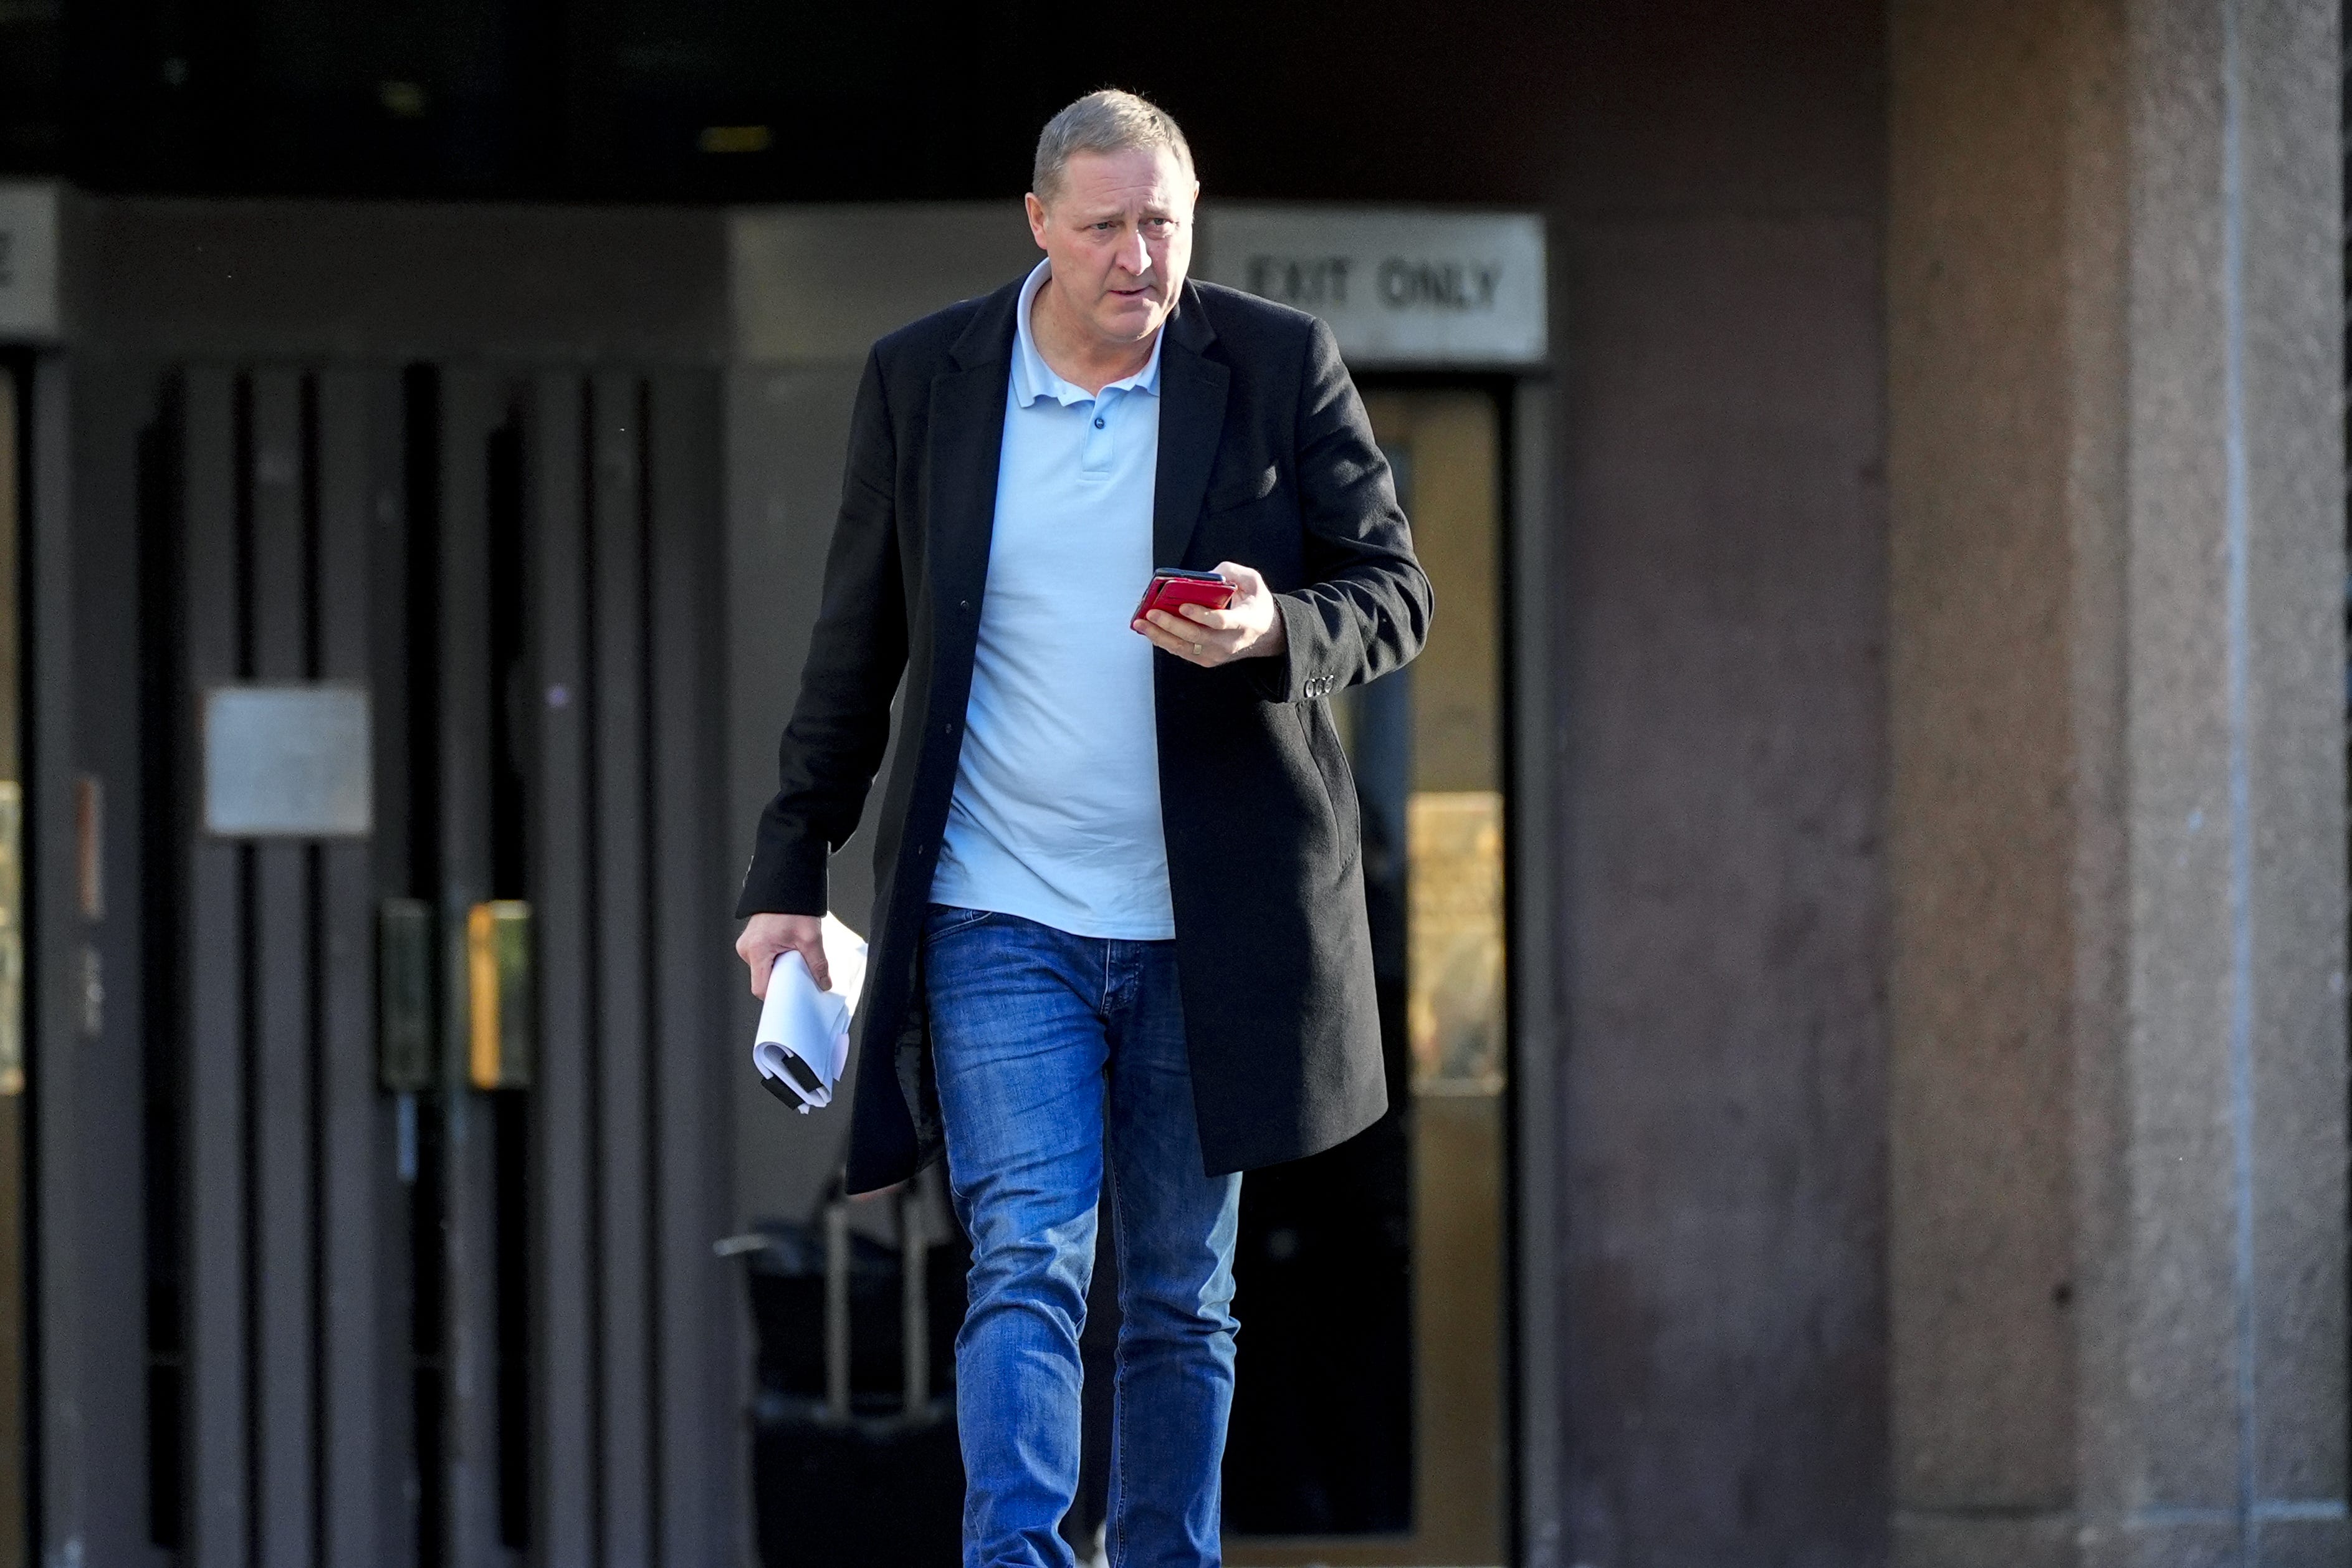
1092 416 1106 429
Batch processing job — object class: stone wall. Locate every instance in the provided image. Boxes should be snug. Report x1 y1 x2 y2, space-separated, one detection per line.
1886 1 2348 1562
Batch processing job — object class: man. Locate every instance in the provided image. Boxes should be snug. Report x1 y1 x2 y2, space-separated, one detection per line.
734 89 1430 1568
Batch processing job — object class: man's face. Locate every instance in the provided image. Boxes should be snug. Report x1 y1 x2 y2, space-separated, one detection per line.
1025 145 1198 347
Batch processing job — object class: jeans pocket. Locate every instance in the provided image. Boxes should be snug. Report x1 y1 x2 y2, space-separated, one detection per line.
924 903 995 940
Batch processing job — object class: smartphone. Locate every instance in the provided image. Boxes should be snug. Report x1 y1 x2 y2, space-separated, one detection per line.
1134 567 1238 624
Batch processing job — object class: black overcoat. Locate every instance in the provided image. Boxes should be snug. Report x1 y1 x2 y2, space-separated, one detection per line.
736 272 1433 1194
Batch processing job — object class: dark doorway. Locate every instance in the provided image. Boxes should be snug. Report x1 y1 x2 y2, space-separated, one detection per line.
1223 383 1513 1567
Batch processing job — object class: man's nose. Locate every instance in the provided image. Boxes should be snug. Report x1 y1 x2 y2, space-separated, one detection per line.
1117 226 1150 277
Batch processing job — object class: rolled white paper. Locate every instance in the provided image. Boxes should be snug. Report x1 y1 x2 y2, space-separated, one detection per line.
750 914 868 1113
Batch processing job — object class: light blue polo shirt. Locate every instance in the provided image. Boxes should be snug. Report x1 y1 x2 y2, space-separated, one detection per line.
929 260 1176 940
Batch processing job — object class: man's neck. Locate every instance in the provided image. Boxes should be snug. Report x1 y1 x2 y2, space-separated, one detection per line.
1031 277 1158 396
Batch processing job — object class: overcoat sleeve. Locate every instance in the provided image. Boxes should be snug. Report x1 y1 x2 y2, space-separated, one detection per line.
735 346 909 919
1251 317 1436 704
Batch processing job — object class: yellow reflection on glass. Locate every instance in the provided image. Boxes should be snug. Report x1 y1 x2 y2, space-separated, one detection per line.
466 899 535 1091
1407 789 1504 1097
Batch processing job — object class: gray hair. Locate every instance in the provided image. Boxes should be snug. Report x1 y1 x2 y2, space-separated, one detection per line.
1031 90 1196 205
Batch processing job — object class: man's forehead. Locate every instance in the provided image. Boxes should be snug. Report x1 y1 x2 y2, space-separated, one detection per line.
1056 149 1194 209
1065 193 1185 221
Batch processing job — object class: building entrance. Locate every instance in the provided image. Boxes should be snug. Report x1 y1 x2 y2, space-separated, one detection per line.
8 192 1551 1568
57 345 737 1568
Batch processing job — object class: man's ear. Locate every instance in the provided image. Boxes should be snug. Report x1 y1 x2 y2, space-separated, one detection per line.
1025 192 1050 249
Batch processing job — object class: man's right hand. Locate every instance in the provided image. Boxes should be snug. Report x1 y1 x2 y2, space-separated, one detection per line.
737 912 830 998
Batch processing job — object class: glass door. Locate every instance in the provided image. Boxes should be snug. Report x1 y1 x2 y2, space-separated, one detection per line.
1225 384 1511 1567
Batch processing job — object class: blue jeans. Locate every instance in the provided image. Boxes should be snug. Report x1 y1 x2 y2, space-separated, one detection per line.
924 904 1243 1568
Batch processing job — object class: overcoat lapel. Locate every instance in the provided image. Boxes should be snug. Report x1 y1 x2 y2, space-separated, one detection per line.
927 284 1018 658
1152 282 1228 568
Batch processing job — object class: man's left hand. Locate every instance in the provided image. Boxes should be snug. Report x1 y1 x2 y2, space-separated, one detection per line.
1133 561 1288 667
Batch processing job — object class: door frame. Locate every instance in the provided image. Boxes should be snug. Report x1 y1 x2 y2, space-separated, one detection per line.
0 348 32 1568
1506 374 1562 1568
23 345 80 1568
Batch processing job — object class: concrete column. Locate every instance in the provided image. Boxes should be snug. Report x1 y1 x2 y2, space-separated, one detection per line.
1888 2 2347 1566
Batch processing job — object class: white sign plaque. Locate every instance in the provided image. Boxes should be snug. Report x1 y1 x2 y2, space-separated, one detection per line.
1198 206 1546 368
204 684 374 838
0 184 60 343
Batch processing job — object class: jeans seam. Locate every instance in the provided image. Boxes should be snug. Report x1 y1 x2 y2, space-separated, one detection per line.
1109 1162 1132 1568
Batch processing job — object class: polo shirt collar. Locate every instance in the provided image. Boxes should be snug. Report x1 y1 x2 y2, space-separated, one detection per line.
1011 259 1165 408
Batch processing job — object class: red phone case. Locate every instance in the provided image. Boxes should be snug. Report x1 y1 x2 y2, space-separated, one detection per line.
1134 572 1237 624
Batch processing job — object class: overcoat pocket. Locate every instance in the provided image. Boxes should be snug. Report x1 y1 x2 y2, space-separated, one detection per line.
1208 462 1281 511
1298 702 1361 849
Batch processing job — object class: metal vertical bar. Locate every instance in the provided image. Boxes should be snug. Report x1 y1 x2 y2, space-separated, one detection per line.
0 362 25 1568
588 371 653 1568
28 356 87 1568
901 1187 928 1412
823 1200 850 1424
437 370 510 1568
648 369 731 1567
248 368 317 1568
181 366 249 1568
368 370 424 1568
60 361 174 1568
316 367 395 1568
1506 380 1563 1568
132 370 188 1562
528 373 594 1568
